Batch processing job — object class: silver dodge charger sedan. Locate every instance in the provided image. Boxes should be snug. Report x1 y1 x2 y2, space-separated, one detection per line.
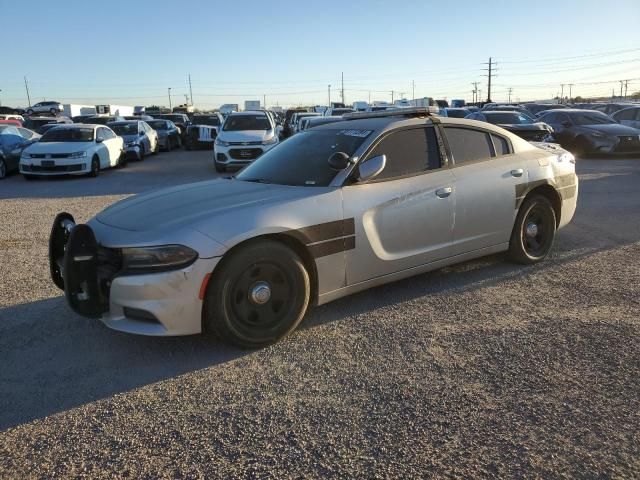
49 108 578 347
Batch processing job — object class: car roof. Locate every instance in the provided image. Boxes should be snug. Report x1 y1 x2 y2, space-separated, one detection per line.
231 110 267 116
108 121 139 125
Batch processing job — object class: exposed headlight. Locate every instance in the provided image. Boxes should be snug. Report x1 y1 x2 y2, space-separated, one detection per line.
262 136 277 145
121 245 198 272
215 138 230 147
69 151 87 158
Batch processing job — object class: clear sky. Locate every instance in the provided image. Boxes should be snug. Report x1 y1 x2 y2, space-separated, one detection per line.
1 0 639 109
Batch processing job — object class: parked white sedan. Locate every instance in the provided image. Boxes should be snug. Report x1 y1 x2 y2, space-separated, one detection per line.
20 124 124 178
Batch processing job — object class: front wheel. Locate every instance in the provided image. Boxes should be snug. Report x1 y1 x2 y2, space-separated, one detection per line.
508 194 556 264
88 156 100 177
139 144 145 161
203 240 311 348
0 159 6 179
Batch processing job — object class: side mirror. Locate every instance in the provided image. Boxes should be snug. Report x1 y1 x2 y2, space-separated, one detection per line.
357 154 386 182
561 121 571 128
96 137 104 143
327 151 350 170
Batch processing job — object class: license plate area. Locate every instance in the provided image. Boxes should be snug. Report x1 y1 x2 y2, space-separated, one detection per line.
42 160 55 167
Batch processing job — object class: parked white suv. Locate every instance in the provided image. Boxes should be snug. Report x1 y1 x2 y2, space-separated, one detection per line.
20 124 124 178
214 111 278 172
25 101 64 116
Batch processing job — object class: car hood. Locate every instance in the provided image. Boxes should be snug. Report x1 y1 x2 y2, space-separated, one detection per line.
582 124 640 135
24 141 94 153
218 130 272 142
95 179 317 233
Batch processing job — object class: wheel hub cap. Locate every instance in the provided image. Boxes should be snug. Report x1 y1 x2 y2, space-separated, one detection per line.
525 222 539 238
249 281 271 305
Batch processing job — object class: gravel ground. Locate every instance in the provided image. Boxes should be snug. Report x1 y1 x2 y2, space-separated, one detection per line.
0 151 639 478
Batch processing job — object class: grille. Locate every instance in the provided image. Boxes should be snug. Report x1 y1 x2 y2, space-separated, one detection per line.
228 140 262 146
229 148 263 160
616 135 640 153
30 164 84 172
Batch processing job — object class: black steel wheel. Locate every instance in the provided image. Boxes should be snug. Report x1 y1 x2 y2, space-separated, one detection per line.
509 194 556 264
204 240 310 347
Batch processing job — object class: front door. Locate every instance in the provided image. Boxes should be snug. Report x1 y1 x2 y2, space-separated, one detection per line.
342 126 455 285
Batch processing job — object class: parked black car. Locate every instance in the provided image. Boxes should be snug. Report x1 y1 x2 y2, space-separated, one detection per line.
151 113 191 143
589 103 638 116
281 108 307 139
23 116 73 134
537 109 640 155
465 111 553 142
0 125 37 179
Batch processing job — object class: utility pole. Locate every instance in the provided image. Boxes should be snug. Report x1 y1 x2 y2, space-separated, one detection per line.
619 80 624 99
184 94 189 104
391 90 394 103
471 82 479 104
24 76 31 107
341 72 344 104
263 94 266 109
483 57 496 103
328 84 331 105
621 79 629 99
412 80 415 102
508 87 513 103
168 87 172 110
188 74 193 105
560 84 565 104
568 84 573 103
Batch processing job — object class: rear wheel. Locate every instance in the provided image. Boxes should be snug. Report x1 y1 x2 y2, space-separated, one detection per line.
204 240 311 347
573 136 591 157
89 155 100 177
117 151 127 168
508 194 556 264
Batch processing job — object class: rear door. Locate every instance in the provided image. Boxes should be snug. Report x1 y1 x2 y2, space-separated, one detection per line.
342 126 455 284
443 126 524 255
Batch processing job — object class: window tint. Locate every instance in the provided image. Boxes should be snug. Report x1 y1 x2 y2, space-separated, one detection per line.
445 127 494 165
366 127 441 180
492 134 511 155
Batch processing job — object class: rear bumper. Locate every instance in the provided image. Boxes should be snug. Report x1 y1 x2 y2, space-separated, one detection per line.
49 213 221 336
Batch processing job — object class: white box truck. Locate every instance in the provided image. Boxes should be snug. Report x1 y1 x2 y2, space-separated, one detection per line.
62 104 97 117
244 100 261 111
95 104 134 116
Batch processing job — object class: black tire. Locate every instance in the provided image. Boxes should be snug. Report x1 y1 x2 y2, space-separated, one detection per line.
139 144 145 161
214 162 225 173
23 174 35 181
508 194 557 264
572 136 591 158
89 155 100 177
203 240 311 348
26 109 34 116
167 138 172 152
0 159 6 179
117 152 128 168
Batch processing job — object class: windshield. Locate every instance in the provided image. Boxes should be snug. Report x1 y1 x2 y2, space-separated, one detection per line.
446 109 468 118
571 112 615 125
223 115 270 131
148 120 168 130
110 123 139 135
40 128 94 142
236 128 370 186
193 116 221 126
485 112 534 124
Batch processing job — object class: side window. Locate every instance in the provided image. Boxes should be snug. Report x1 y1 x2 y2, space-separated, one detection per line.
365 127 441 180
491 134 512 156
556 113 571 125
444 127 494 165
541 112 556 123
617 109 636 121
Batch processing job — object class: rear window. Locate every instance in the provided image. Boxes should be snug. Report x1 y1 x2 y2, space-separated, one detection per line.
492 134 512 156
110 123 139 135
445 127 494 165
148 120 168 130
485 112 533 124
193 116 221 126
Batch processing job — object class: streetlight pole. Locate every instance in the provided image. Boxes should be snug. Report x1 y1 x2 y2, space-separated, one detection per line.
168 87 172 110
328 85 331 106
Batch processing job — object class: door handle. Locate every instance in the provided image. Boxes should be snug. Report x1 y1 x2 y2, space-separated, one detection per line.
436 187 453 198
510 169 524 177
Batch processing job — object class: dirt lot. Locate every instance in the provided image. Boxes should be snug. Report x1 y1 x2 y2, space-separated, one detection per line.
0 150 638 478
